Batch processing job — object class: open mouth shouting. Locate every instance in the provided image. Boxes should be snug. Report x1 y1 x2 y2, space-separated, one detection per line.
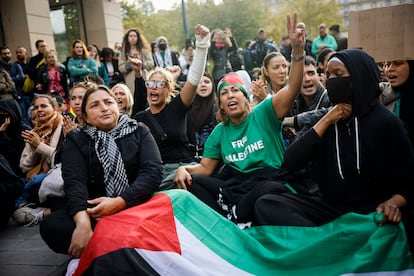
387 74 399 85
150 92 159 102
227 100 239 111
302 82 314 93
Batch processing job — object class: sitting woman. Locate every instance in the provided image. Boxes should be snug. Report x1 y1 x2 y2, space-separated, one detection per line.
100 47 123 87
174 14 305 225
249 52 289 105
35 50 69 100
382 59 414 146
0 99 30 228
40 85 162 257
254 49 414 253
61 82 96 136
111 83 134 116
133 24 211 190
67 39 98 87
13 95 64 225
186 72 218 160
87 45 110 87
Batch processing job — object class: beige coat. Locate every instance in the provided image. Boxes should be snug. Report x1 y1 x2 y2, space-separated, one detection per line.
118 48 154 95
20 120 63 178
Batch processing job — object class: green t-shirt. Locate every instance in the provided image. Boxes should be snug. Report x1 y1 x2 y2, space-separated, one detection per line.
203 98 285 173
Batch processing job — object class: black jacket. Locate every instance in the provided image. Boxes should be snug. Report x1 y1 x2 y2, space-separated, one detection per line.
209 37 238 81
62 123 162 217
36 64 69 98
0 99 31 177
291 83 331 116
284 49 414 213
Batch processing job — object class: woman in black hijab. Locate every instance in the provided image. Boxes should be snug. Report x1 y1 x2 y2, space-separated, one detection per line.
254 49 414 252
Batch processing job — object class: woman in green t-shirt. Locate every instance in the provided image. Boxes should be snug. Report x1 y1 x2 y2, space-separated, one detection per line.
174 13 306 225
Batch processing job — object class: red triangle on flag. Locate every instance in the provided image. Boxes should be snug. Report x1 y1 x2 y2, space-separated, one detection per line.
75 193 180 275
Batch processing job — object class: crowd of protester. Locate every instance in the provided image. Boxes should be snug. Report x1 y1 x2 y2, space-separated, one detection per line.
0 14 413 264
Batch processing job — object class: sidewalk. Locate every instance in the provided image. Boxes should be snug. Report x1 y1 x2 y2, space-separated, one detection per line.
0 219 72 276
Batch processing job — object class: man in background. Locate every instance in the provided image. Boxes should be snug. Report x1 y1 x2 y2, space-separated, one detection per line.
311 24 337 62
329 24 348 51
250 28 278 69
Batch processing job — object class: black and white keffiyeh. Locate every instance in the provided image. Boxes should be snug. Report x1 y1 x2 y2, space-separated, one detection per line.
83 114 138 197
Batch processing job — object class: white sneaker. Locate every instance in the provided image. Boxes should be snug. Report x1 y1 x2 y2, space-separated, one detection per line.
13 206 47 227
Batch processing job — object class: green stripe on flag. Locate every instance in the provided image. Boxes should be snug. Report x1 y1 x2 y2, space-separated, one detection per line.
166 189 414 275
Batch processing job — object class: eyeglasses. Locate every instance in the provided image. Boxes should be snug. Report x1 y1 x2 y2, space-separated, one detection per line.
145 80 167 89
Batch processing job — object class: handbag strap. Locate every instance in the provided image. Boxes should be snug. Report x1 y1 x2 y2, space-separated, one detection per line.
145 110 167 142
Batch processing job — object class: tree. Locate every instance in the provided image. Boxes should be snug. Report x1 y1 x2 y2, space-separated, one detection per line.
267 0 343 44
120 0 185 51
186 0 269 47
120 0 342 53
120 0 269 52
120 0 155 31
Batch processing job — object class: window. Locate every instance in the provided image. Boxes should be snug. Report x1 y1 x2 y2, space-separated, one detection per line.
49 1 83 63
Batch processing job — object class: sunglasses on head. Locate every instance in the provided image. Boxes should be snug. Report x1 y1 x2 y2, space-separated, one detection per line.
145 80 167 89
82 81 95 87
73 81 95 89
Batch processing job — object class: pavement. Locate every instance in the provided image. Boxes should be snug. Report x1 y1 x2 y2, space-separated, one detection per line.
0 219 72 276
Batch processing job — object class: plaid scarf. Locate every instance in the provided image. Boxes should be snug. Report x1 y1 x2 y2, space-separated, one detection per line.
83 114 138 197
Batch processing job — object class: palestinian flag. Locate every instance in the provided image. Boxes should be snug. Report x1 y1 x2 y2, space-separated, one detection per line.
67 190 414 275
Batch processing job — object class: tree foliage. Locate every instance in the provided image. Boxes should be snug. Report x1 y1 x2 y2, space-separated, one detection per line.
267 0 343 44
120 0 342 51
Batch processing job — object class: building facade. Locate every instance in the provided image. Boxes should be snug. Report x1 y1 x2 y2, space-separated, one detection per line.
339 0 414 25
261 0 414 27
0 0 123 62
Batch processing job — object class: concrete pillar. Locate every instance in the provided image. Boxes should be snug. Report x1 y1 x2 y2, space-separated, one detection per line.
1 0 55 57
82 0 123 49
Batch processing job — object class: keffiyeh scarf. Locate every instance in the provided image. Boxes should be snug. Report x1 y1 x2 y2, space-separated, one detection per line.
83 114 138 197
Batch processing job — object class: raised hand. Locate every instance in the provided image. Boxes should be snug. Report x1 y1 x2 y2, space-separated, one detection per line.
194 24 211 49
62 115 77 137
0 116 10 132
194 24 210 39
22 129 41 149
287 13 305 52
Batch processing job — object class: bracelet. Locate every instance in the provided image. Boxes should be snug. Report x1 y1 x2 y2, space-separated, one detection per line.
291 51 306 62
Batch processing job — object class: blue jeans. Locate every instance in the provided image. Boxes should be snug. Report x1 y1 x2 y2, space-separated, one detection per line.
15 173 47 207
18 94 33 125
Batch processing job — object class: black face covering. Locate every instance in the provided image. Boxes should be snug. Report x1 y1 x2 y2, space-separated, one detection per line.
158 44 167 51
327 76 352 105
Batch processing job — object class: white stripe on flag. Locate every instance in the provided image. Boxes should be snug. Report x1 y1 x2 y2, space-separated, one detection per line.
136 218 253 275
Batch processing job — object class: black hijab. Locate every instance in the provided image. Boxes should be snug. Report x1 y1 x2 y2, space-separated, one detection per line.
330 49 382 118
395 60 414 145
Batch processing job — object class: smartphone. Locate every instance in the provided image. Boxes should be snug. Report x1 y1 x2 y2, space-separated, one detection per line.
0 114 9 125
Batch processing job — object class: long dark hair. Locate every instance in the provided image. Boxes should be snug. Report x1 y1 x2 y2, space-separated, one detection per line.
397 60 414 145
187 72 217 143
121 29 151 59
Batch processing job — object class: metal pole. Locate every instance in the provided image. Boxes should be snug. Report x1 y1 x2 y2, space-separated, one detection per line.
181 0 190 46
